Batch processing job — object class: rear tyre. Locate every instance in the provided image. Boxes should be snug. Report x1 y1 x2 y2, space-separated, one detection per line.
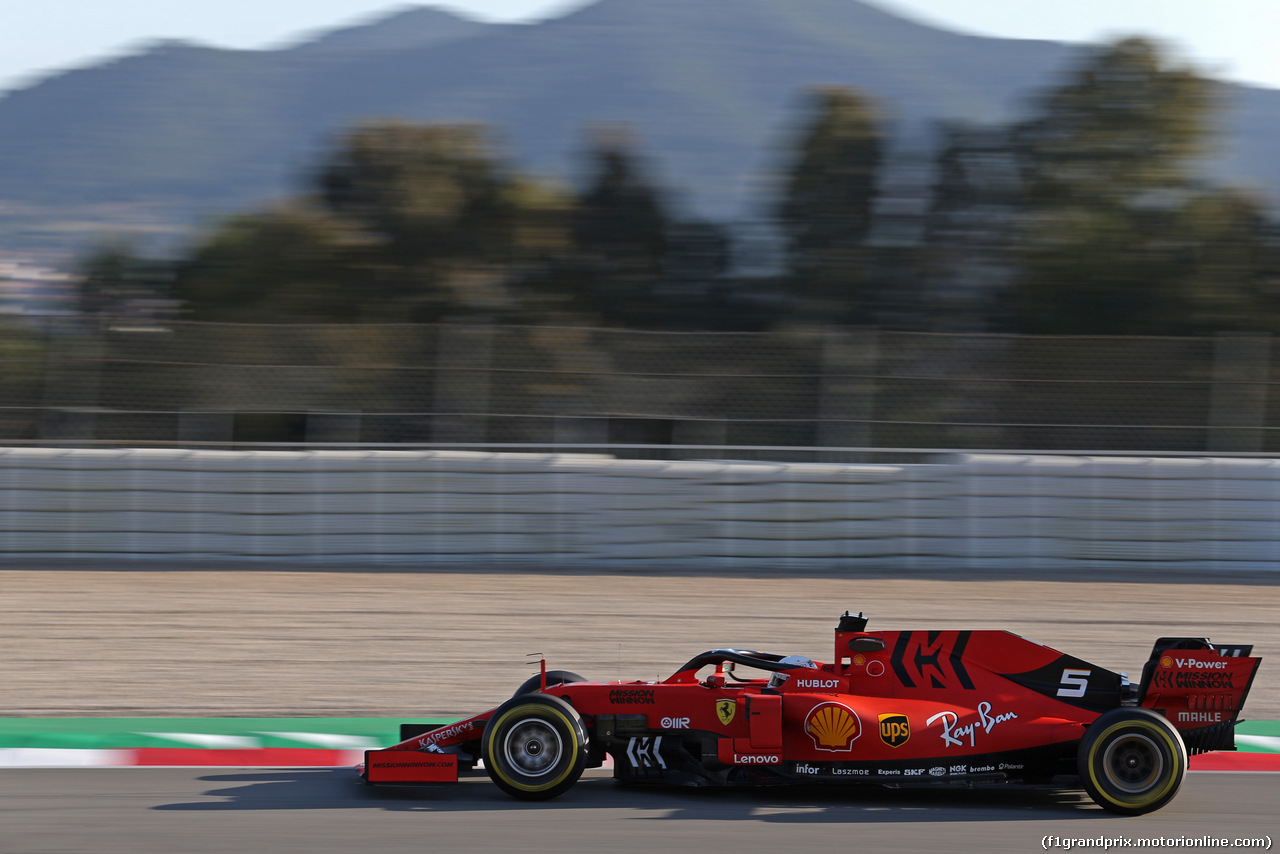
512 670 587 697
1078 708 1187 815
483 693 587 801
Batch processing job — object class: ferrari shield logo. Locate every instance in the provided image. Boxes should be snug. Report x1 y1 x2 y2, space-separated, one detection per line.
716 700 736 726
878 713 910 748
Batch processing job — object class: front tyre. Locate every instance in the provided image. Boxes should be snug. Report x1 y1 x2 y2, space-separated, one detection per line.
1078 708 1187 815
482 693 587 801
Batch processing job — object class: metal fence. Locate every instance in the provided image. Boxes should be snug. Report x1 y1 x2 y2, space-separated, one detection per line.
1 317 1274 454
3 448 1278 570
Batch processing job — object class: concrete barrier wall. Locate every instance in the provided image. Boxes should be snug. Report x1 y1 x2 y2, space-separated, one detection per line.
1 448 1278 571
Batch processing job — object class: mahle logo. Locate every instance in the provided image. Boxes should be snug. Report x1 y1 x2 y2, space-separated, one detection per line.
878 713 910 748
716 699 736 726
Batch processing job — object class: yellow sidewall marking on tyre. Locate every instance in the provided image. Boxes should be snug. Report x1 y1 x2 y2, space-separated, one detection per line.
1087 721 1181 809
487 704 580 793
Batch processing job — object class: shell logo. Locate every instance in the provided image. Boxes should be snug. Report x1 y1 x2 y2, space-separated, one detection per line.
853 654 866 666
1160 655 1174 668
805 702 862 752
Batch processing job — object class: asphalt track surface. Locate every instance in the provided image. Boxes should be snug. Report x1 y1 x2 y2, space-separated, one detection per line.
1 768 1275 854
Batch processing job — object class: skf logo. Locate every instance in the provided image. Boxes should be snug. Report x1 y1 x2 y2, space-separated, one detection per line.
878 713 910 748
716 700 736 726
1160 655 1174 669
805 702 861 752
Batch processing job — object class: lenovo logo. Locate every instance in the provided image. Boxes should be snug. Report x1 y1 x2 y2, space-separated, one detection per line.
734 754 780 765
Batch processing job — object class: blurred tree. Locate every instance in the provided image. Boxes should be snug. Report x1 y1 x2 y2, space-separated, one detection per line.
922 124 1025 331
553 133 761 330
997 38 1273 334
664 220 730 286
317 121 540 321
922 39 1280 339
173 121 577 323
1016 38 1211 207
79 244 133 316
318 122 515 267
0 317 47 439
776 87 884 322
174 205 367 322
572 130 669 271
91 118 767 330
555 130 675 327
79 242 175 318
1174 189 1280 334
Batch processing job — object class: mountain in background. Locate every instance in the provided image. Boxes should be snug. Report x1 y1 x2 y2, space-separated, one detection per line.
0 0 1277 257
284 5 493 54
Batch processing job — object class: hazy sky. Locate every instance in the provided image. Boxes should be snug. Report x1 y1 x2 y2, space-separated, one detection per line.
3 0 1278 94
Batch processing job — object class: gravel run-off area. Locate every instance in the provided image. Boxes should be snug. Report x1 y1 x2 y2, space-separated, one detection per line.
3 564 1276 720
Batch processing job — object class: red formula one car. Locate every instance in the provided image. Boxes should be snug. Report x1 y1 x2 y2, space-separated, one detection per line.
360 612 1260 815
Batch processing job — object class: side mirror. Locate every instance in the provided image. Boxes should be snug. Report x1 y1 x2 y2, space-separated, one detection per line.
848 637 886 653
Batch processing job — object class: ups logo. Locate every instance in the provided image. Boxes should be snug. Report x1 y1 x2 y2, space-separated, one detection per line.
878 713 910 748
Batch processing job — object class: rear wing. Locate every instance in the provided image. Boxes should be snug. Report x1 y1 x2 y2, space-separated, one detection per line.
1138 637 1261 753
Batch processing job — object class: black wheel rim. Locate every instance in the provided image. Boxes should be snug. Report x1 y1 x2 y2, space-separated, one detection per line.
1102 732 1163 794
502 718 563 777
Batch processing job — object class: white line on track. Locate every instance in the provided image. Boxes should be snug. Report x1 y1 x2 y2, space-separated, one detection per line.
254 732 381 749
136 733 259 748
